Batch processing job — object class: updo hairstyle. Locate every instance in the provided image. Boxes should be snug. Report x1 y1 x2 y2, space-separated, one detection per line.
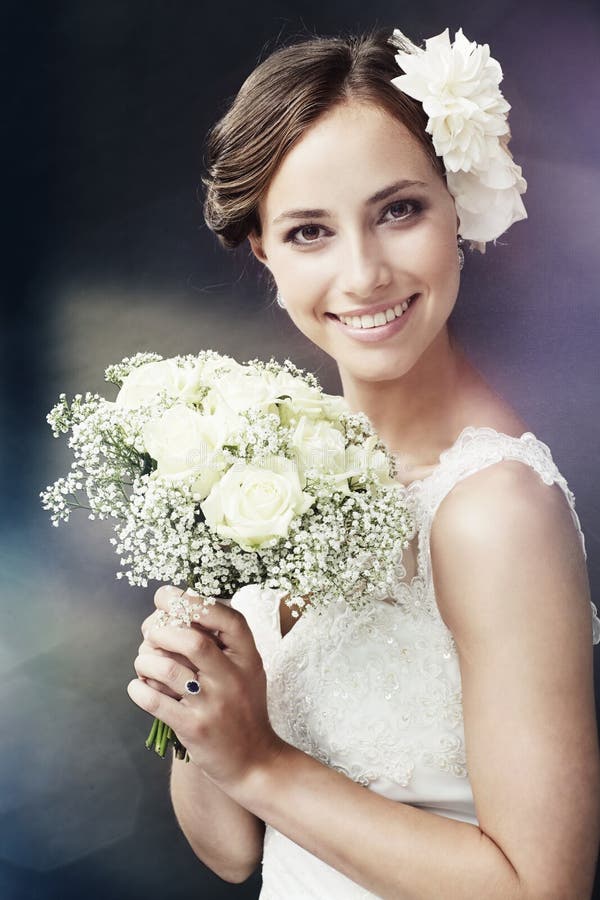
201 27 446 250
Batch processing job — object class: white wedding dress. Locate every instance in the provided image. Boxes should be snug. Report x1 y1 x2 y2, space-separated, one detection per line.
231 426 600 900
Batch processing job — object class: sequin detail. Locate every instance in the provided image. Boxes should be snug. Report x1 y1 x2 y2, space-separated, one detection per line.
265 599 467 786
234 427 600 799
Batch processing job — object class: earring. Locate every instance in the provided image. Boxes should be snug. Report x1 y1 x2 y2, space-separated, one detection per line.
276 291 286 309
457 237 465 271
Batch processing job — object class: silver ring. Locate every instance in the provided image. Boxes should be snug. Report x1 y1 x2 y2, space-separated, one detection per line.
184 678 202 695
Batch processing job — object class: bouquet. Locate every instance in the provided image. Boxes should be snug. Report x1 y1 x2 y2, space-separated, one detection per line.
40 350 415 760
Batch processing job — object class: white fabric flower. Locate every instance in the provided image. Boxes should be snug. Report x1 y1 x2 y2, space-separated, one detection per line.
390 26 527 250
447 156 527 242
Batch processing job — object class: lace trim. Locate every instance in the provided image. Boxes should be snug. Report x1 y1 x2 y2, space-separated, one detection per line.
392 427 599 644
236 426 599 796
264 600 468 787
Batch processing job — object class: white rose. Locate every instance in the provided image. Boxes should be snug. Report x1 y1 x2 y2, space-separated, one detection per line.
321 393 351 421
290 416 347 475
273 373 330 425
204 368 282 416
115 358 206 409
344 435 395 484
142 404 231 499
200 460 315 550
198 353 245 378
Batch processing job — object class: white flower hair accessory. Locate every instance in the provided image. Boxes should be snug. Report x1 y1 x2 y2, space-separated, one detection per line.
389 27 527 254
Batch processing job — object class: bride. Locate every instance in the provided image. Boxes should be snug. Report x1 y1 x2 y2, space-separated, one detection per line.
127 26 600 899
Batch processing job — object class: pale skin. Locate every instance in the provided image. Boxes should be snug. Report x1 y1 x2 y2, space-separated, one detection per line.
128 101 600 897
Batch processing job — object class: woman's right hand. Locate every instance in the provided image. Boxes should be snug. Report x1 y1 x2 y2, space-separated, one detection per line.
134 587 220 700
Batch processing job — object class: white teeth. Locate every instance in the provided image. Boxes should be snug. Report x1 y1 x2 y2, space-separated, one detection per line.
338 296 415 329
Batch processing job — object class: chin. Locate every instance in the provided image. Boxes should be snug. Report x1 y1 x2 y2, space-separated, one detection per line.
340 356 416 385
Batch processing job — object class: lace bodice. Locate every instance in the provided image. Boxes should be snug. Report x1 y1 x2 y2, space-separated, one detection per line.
231 427 600 900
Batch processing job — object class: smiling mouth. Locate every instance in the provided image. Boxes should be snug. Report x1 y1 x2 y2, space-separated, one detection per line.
326 294 419 329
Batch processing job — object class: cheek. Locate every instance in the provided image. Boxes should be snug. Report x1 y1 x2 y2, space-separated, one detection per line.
270 251 330 312
414 220 460 295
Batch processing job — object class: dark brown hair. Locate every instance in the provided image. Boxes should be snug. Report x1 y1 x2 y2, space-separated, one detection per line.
202 27 446 250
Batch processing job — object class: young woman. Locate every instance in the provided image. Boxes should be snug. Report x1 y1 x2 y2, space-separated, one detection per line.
127 27 600 899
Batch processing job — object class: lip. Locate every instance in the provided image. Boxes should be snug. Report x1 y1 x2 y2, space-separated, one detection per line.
327 294 419 343
330 296 418 320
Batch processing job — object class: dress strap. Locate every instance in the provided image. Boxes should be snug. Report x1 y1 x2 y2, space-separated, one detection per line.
413 426 600 644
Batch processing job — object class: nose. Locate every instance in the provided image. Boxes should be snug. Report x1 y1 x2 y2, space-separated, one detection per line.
338 231 392 299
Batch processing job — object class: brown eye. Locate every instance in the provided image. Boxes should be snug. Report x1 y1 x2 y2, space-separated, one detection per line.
285 224 326 245
390 201 409 217
384 199 423 221
300 225 321 240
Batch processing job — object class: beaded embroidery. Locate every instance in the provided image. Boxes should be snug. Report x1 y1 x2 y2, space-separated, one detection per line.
233 427 600 793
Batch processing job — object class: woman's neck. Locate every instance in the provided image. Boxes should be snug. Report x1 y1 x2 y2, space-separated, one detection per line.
337 330 490 475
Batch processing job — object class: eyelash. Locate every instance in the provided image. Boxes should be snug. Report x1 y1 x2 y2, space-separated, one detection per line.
283 199 425 247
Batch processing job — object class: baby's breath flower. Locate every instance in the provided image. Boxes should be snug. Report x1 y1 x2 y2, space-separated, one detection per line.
41 349 414 614
104 352 164 386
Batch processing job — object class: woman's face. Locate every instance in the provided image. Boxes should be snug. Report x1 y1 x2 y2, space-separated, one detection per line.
249 101 461 386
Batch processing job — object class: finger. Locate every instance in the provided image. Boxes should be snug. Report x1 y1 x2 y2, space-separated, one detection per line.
127 678 190 734
154 584 187 611
179 597 251 651
152 587 225 644
137 639 197 671
134 652 199 699
135 644 194 692
142 607 222 653
141 611 159 639
137 676 180 699
148 619 230 678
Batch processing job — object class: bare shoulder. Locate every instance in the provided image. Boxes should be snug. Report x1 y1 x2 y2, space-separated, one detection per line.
430 458 590 642
428 458 600 896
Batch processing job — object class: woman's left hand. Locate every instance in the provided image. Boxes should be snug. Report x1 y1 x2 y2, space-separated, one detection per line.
127 585 285 791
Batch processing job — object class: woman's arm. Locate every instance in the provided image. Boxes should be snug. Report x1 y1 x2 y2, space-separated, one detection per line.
129 461 600 898
134 593 265 883
226 462 600 899
169 755 264 883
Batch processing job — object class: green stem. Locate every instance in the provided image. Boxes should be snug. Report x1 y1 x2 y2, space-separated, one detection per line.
155 719 165 754
145 717 159 750
159 723 170 757
149 721 191 762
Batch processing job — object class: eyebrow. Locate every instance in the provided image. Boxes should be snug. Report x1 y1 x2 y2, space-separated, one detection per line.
271 179 429 225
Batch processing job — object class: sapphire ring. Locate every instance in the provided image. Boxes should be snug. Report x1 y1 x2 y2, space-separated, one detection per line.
184 677 202 696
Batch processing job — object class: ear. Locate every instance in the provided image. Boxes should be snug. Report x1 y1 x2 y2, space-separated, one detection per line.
248 230 270 268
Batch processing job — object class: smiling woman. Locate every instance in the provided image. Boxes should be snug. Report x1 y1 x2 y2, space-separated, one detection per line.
247 101 461 389
128 24 600 900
